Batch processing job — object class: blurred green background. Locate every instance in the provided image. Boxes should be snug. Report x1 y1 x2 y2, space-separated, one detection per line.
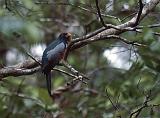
0 0 160 117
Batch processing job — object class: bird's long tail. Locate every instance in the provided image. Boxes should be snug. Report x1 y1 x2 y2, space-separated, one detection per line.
46 71 52 96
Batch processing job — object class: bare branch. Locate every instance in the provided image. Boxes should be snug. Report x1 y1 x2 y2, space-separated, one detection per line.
0 57 83 80
60 61 90 85
51 76 87 99
25 52 42 66
95 0 143 30
95 0 123 31
0 0 159 79
5 0 12 11
71 34 146 50
0 66 40 79
95 0 107 28
153 32 160 36
134 0 144 27
68 0 159 50
129 90 151 118
105 88 119 110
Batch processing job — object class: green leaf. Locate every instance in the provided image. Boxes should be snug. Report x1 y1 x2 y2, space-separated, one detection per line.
150 41 160 53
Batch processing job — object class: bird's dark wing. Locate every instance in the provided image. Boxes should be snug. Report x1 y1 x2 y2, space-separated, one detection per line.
46 42 67 63
42 42 67 73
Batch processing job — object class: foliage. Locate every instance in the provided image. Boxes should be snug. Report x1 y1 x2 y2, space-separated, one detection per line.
0 0 160 118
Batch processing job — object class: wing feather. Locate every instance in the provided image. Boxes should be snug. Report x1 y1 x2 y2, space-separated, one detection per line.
47 42 66 61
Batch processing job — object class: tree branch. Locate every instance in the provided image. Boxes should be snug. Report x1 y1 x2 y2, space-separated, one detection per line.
0 0 159 78
0 66 40 79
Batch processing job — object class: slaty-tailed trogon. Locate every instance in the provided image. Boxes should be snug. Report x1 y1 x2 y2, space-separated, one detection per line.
42 33 72 96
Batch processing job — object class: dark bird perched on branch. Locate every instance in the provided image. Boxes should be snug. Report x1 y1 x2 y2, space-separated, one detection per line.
42 33 72 96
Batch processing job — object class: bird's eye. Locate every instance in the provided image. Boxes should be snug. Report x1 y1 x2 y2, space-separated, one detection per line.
62 33 71 39
63 33 67 37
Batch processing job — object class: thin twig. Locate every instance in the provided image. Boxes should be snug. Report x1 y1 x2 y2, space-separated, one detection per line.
121 12 137 22
25 52 42 65
129 90 151 118
61 61 90 80
134 0 144 27
95 0 136 31
5 0 12 11
95 0 107 28
35 1 121 22
105 88 118 110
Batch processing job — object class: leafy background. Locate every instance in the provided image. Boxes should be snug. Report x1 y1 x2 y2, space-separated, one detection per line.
0 0 160 118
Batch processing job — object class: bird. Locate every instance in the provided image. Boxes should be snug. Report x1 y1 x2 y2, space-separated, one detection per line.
41 33 72 96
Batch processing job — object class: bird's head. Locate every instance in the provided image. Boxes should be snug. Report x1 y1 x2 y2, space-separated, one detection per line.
59 33 72 43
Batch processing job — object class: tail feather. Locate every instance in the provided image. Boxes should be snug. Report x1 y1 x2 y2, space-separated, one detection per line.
46 71 52 96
